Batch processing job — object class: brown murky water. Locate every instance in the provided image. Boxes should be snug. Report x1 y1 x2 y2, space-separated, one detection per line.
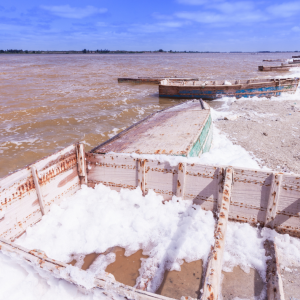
69 247 204 299
0 53 291 178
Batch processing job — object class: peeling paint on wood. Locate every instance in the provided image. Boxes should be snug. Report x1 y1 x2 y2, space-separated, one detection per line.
159 78 300 100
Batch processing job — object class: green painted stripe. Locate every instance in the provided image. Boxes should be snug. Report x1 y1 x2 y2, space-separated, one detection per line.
188 114 213 157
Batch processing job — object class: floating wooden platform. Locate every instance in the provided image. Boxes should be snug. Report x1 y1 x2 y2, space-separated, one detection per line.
91 100 212 157
1 142 300 299
118 77 199 84
159 78 299 100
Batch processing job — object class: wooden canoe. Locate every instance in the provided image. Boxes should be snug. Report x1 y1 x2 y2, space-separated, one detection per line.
118 77 199 84
258 65 293 71
2 140 300 299
159 78 300 100
281 62 300 67
288 59 300 64
262 59 287 62
91 100 212 157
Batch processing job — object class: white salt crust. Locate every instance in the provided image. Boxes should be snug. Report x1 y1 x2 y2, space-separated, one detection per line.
2 72 300 299
13 184 300 297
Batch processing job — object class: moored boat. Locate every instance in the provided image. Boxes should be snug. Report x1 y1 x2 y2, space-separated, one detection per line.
258 65 294 71
1 98 300 299
91 100 212 157
118 77 199 84
159 78 299 100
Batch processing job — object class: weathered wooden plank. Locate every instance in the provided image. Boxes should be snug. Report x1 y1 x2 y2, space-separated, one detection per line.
0 238 175 300
176 163 186 198
31 166 46 215
184 164 220 211
33 144 77 171
0 167 42 241
76 143 87 185
265 173 283 228
38 166 80 214
137 159 146 195
86 153 138 191
145 160 176 199
264 239 285 300
201 167 233 300
273 174 300 237
0 145 80 241
230 168 272 225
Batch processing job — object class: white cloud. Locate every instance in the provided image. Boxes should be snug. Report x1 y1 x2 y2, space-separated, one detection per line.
292 26 300 32
41 5 107 19
267 2 300 18
128 21 186 33
175 9 266 25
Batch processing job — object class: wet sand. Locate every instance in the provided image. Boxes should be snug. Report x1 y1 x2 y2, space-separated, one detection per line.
213 98 300 173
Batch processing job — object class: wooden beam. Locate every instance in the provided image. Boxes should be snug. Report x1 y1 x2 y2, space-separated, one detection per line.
76 143 87 185
176 162 186 198
264 239 285 300
138 159 146 195
201 167 233 300
30 166 45 215
265 173 282 228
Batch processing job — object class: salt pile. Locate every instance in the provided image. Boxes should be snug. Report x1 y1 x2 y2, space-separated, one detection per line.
14 184 300 293
16 184 216 292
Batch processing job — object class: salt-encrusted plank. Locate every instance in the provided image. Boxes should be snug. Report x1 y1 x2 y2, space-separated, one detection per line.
0 144 80 241
0 238 175 300
145 160 177 199
201 167 233 300
31 166 46 215
184 164 220 211
0 167 43 241
274 174 300 236
264 240 285 300
230 168 272 225
137 159 146 195
37 166 80 214
86 153 138 191
33 144 76 171
76 143 87 185
176 163 186 198
265 173 283 228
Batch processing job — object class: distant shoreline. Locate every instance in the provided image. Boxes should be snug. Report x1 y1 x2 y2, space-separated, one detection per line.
0 50 299 55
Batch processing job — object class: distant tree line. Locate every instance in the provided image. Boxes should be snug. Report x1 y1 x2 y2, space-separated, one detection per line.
0 49 299 54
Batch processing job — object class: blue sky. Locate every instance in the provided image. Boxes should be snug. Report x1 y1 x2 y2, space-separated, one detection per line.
1 0 300 51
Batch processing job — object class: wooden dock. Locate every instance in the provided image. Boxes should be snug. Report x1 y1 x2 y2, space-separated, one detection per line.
91 100 212 157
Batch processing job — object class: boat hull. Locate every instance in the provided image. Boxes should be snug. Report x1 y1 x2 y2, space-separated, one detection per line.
118 77 198 84
159 78 299 100
92 101 212 157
